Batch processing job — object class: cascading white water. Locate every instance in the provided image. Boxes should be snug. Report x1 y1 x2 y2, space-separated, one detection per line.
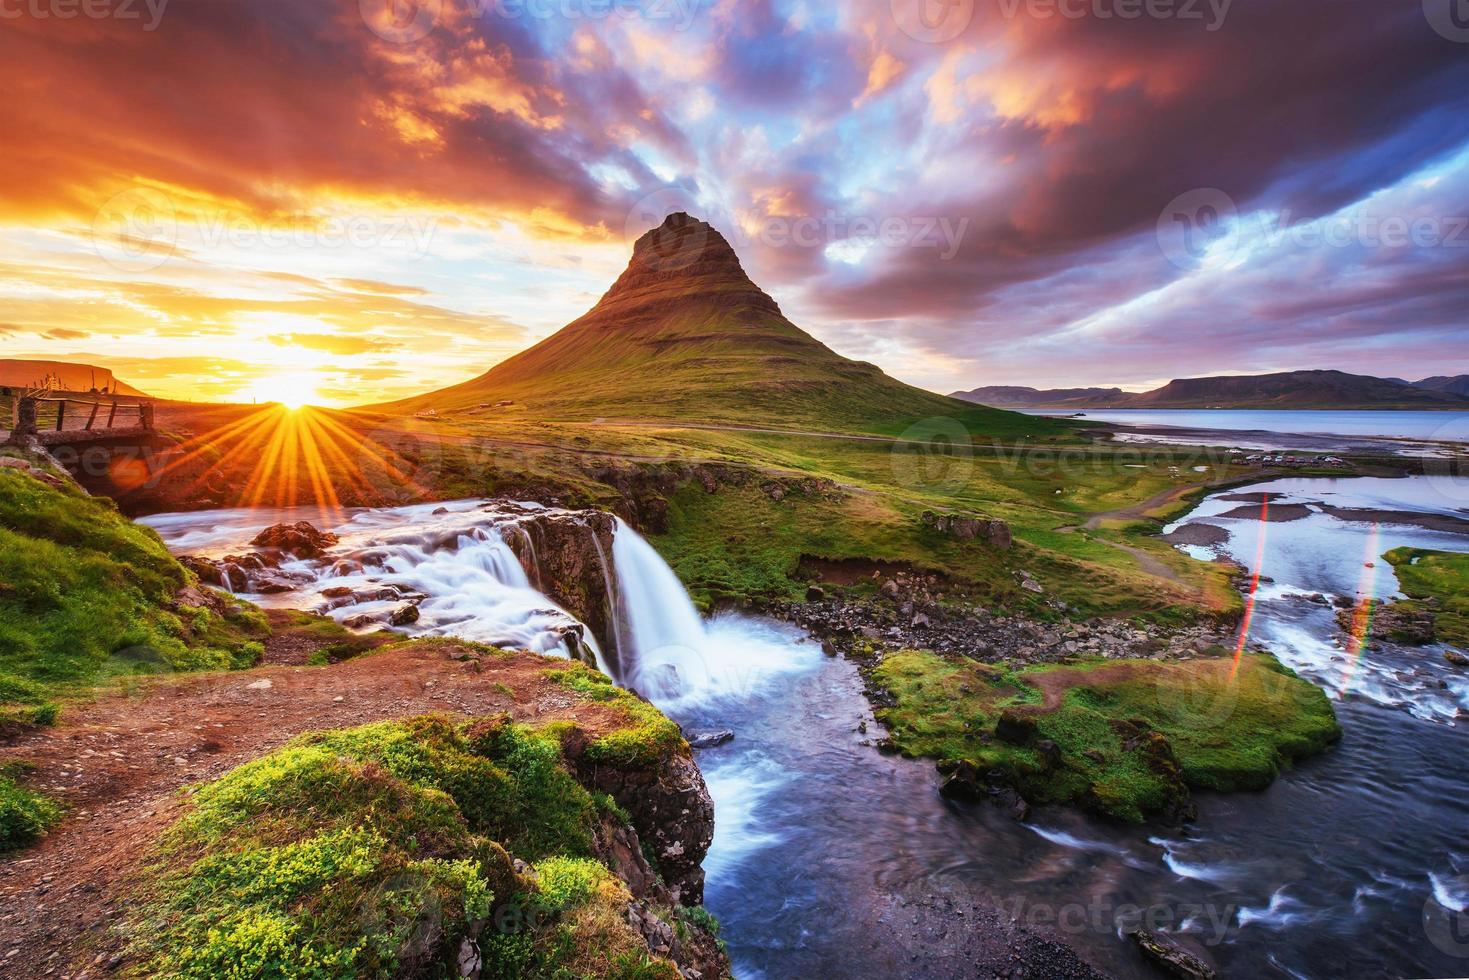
145 500 608 671
609 517 713 700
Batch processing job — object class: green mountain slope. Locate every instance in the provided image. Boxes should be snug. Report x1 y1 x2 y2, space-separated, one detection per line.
379 214 1061 438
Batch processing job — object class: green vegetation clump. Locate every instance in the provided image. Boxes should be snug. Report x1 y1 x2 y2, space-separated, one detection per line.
1386 547 1469 649
872 650 1340 822
0 463 267 711
543 664 685 766
127 714 695 979
0 763 62 853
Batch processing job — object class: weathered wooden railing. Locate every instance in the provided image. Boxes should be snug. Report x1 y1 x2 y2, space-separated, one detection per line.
1 389 154 443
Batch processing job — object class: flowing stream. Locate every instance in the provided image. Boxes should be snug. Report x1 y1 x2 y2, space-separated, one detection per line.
144 479 1469 979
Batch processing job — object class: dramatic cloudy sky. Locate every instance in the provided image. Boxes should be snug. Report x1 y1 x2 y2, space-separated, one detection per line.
1 0 1466 404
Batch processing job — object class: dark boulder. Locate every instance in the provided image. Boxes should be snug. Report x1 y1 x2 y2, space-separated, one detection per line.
687 730 734 749
250 521 340 558
1128 929 1217 980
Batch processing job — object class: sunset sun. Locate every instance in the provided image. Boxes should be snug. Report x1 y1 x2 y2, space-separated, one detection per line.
242 372 320 410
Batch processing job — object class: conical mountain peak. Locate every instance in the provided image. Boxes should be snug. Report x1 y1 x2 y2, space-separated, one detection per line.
380 210 1001 432
594 212 781 320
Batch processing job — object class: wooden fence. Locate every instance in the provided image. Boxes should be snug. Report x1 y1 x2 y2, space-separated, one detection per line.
1 390 154 439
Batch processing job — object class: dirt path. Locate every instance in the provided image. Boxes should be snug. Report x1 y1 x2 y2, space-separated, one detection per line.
0 641 636 977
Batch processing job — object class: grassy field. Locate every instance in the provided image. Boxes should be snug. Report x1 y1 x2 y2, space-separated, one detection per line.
0 452 268 724
1385 547 1469 649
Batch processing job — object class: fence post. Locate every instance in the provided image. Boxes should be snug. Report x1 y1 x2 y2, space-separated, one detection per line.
16 396 38 436
140 401 155 430
55 400 66 431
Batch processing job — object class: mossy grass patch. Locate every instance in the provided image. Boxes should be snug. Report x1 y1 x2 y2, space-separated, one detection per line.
873 650 1340 822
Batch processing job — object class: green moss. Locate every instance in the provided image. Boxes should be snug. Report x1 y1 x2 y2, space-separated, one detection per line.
0 466 266 709
873 650 1340 822
0 765 63 853
127 713 701 979
544 664 685 766
1386 547 1469 649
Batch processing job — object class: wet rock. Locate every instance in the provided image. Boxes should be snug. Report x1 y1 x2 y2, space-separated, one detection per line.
1445 650 1469 669
503 510 619 657
687 730 734 749
178 554 226 587
342 613 378 629
1128 928 1217 980
250 521 339 558
1338 600 1436 645
251 570 304 594
389 603 421 627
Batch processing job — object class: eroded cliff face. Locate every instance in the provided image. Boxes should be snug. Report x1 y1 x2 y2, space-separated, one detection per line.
573 741 716 907
505 509 620 661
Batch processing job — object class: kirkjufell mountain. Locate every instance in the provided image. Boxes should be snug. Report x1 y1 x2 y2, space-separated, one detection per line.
384 213 1049 434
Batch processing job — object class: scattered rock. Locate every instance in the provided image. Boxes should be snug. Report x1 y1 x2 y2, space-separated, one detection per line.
920 511 1012 549
1445 650 1468 669
390 604 421 627
1128 928 1217 980
806 585 826 602
687 730 734 750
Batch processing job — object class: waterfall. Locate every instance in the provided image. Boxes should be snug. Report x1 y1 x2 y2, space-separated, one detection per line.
610 518 712 701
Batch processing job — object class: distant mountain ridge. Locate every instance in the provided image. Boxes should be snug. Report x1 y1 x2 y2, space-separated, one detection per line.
953 371 1469 410
377 213 1059 436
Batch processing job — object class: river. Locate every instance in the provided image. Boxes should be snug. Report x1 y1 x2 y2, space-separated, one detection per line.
143 475 1469 979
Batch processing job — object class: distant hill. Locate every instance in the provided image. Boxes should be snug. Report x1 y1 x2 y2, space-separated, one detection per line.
377 213 1060 437
952 370 1469 410
1414 375 1469 397
949 386 1125 409
0 359 147 397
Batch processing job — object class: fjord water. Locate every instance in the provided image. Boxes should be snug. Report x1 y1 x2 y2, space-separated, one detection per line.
1022 408 1469 441
145 479 1469 979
